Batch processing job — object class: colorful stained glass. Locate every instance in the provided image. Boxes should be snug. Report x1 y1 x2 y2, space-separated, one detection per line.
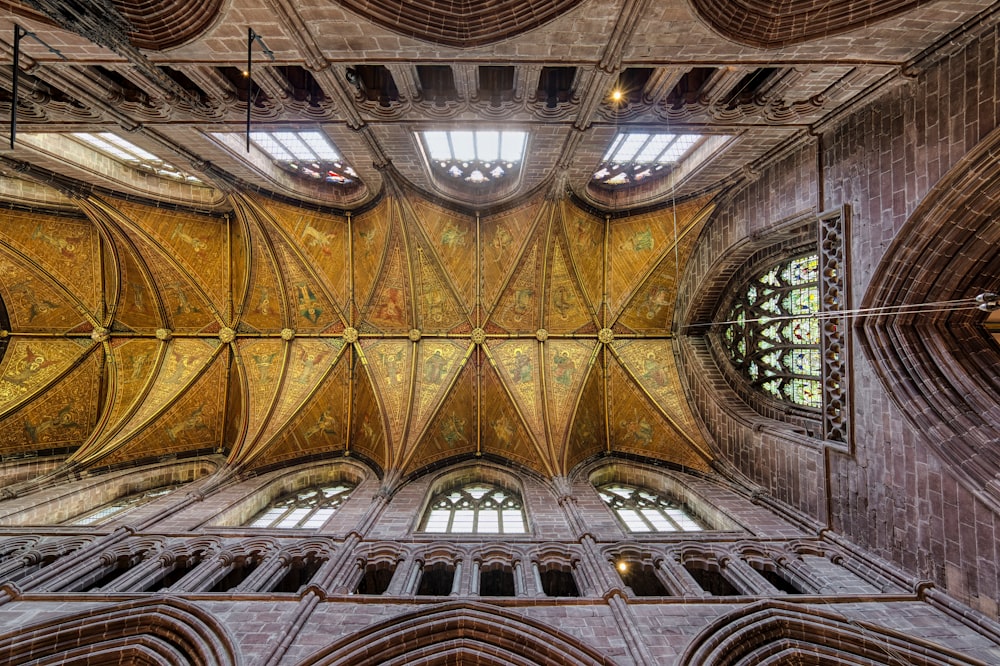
722 253 822 409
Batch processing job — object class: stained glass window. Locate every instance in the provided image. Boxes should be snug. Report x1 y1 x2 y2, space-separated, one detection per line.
71 133 201 182
247 483 355 529
420 482 526 534
419 130 526 184
70 486 179 526
592 132 702 188
723 253 823 408
215 130 359 185
597 483 703 533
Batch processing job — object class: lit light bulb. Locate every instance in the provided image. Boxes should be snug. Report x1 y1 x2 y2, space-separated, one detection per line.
242 70 250 77
611 89 624 102
617 561 628 573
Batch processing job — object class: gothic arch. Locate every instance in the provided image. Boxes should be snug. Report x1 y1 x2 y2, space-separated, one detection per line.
688 0 938 49
299 601 614 666
860 124 1000 508
0 597 239 666
679 600 987 665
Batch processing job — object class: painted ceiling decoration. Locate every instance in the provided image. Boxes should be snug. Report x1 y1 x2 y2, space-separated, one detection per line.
0 179 713 494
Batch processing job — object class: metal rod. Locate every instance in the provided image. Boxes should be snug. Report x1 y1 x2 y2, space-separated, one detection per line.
246 27 253 152
11 26 23 150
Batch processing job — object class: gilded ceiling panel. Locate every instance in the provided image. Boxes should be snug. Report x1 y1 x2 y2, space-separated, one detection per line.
486 340 546 453
488 221 548 334
617 200 711 332
607 354 710 472
107 225 163 332
408 229 470 334
269 239 344 334
0 249 89 333
112 201 230 319
265 201 350 312
543 234 596 334
359 339 414 454
237 228 287 333
559 203 605 320
613 340 702 436
0 345 102 458
361 224 412 333
402 339 471 462
0 338 93 416
608 200 709 319
543 339 598 464
251 339 346 459
0 211 102 320
479 358 547 474
349 352 389 472
564 350 607 473
480 198 545 318
409 199 476 315
99 351 228 467
229 338 286 462
250 349 352 472
352 200 393 317
403 359 478 474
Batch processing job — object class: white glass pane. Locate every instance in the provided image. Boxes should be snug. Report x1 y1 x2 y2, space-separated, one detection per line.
424 131 452 160
450 132 476 161
476 131 500 161
424 509 451 533
602 133 626 161
99 133 158 161
501 510 525 533
635 134 673 163
478 510 499 532
277 507 311 528
612 134 649 162
298 132 339 160
74 133 133 161
451 509 475 532
301 507 336 529
273 132 316 160
248 132 295 161
657 135 699 163
641 508 675 532
499 131 526 162
617 508 649 532
250 508 285 527
665 508 701 531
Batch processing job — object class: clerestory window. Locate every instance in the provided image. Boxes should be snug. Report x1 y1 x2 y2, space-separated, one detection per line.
71 133 201 182
217 130 359 185
246 483 354 529
70 485 179 526
419 130 526 185
420 482 526 534
592 132 703 188
722 253 822 408
597 483 703 533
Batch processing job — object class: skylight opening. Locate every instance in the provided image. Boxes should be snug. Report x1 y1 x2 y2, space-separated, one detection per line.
229 130 358 185
593 132 704 188
71 132 201 183
419 130 526 185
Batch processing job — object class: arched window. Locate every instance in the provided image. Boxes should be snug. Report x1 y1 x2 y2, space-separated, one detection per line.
419 130 526 185
722 253 822 408
246 483 354 529
420 482 526 534
70 486 179 526
597 483 703 533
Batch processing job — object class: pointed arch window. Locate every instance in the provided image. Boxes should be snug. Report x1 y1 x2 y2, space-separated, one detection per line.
247 483 355 529
70 486 179 526
597 483 703 533
420 482 526 534
722 253 822 408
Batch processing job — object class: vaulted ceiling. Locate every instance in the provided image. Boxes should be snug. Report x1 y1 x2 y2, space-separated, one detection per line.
0 0 990 488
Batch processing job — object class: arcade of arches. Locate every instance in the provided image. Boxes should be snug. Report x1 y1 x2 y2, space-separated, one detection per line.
0 0 999 664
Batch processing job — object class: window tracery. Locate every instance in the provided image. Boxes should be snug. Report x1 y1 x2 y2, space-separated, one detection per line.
597 483 703 533
722 253 822 408
246 483 354 529
419 130 526 185
217 130 359 185
592 132 702 188
70 486 179 526
420 482 526 534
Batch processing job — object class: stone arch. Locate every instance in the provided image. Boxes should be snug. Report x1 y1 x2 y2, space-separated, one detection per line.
860 124 1000 509
0 597 239 666
299 601 614 666
688 0 937 49
679 599 986 665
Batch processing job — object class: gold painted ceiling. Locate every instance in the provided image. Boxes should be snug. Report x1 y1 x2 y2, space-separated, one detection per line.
0 183 714 486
